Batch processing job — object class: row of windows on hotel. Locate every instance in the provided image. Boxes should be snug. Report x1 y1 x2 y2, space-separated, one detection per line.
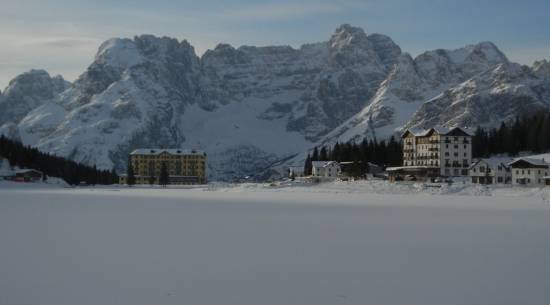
406 137 470 145
413 152 469 158
413 159 470 166
413 144 469 150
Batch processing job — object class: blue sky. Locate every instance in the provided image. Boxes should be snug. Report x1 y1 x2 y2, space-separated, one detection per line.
1 0 549 88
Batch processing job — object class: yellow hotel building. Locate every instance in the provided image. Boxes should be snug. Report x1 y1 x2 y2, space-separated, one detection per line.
119 148 207 185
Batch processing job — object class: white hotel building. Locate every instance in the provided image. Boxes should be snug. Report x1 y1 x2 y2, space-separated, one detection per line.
400 126 473 177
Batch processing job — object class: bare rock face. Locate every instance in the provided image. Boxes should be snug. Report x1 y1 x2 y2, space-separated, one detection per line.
2 24 550 180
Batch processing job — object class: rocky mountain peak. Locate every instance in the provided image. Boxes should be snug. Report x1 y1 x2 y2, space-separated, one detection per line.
329 24 370 50
466 41 508 64
95 38 144 70
366 33 402 67
533 59 550 77
0 69 70 126
133 35 199 66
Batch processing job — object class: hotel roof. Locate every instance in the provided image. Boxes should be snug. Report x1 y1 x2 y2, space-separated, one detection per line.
130 148 206 156
402 126 474 138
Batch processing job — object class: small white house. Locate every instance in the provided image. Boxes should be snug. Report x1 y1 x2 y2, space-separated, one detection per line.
469 158 512 184
508 158 550 186
311 161 341 179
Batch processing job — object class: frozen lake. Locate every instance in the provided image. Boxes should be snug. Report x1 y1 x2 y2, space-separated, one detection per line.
1 186 549 305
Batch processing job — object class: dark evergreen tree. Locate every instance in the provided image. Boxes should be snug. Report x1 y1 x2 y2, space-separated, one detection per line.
311 147 319 161
304 153 312 176
159 162 169 187
319 146 328 161
127 160 136 186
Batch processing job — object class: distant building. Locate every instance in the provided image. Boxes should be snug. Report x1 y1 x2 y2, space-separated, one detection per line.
508 158 550 186
469 159 512 184
338 161 383 178
311 161 341 179
401 126 473 178
4 169 44 182
288 166 305 178
365 162 384 176
119 148 207 185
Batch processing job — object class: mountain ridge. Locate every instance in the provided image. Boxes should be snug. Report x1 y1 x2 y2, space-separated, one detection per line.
1 24 549 180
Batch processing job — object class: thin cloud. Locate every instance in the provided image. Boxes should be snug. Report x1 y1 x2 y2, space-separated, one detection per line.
17 37 101 49
217 2 354 21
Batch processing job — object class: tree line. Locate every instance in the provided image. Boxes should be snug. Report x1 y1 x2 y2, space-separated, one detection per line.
472 112 550 158
304 136 403 177
0 136 118 185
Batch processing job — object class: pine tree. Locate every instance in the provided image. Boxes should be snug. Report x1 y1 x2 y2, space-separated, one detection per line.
311 147 319 161
319 146 328 161
304 153 312 176
127 161 136 186
159 162 169 187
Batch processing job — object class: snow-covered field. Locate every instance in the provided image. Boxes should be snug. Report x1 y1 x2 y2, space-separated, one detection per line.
1 181 550 305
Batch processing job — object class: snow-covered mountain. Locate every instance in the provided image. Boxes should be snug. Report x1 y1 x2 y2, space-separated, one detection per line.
315 42 513 145
1 24 549 180
0 70 70 139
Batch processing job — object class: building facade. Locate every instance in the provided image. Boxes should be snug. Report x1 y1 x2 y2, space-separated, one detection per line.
402 127 472 177
508 158 549 186
311 161 341 179
469 159 512 184
120 148 207 185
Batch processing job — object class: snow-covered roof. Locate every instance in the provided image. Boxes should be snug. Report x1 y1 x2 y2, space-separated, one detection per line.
312 161 339 168
402 126 473 138
386 166 439 171
14 169 43 174
131 148 206 156
508 158 550 167
469 158 513 170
